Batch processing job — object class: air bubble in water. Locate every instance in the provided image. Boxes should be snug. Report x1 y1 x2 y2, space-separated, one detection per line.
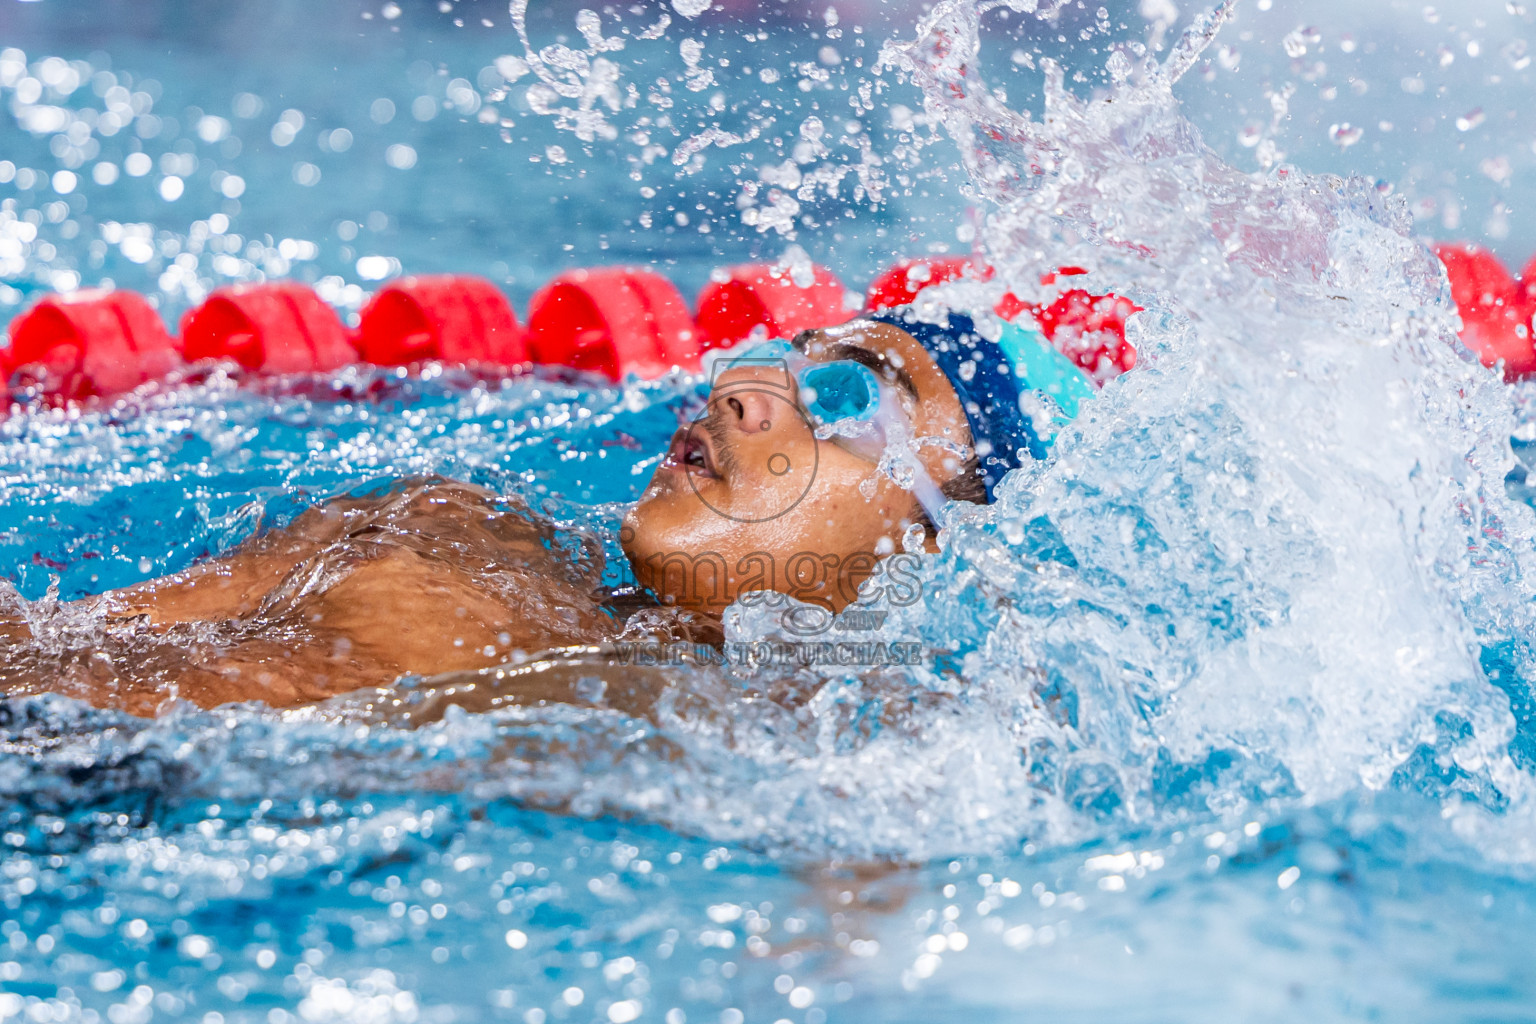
1456 107 1486 132
670 0 711 18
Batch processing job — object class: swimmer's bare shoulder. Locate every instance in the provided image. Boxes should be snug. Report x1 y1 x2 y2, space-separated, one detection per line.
0 478 636 716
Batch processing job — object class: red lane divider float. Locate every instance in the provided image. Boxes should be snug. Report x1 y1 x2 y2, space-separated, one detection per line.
1436 242 1536 378
878 260 1140 383
7 243 1533 405
1015 268 1141 382
526 267 698 380
2 289 179 401
355 275 526 368
181 282 354 374
694 262 850 352
864 256 984 311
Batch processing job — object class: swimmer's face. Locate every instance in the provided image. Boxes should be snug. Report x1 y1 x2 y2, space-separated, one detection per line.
621 321 971 617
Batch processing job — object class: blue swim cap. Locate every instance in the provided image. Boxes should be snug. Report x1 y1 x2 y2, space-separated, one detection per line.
867 308 1094 501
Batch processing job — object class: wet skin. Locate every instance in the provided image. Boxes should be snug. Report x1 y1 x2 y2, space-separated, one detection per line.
0 321 974 715
0 480 622 716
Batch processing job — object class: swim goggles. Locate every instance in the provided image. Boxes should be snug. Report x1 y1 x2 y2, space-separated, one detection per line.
699 338 951 525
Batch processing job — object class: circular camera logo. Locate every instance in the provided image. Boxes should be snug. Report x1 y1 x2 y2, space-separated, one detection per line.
779 601 835 637
685 370 820 524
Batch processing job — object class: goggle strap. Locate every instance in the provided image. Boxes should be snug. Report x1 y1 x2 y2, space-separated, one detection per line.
906 458 949 530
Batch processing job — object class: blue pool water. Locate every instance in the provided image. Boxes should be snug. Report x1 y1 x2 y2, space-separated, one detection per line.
6 1 1536 1021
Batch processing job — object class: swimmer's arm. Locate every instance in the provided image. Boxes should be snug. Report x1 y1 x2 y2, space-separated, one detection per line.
0 615 370 718
93 478 545 631
99 545 300 628
95 494 375 629
299 645 707 727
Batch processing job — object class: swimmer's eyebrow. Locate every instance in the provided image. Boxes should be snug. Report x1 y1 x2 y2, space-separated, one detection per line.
790 332 920 400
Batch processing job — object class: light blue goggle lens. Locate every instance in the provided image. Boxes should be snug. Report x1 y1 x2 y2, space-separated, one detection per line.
714 340 886 428
797 361 880 426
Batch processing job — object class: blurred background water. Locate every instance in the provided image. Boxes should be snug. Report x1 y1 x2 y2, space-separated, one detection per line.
0 0 1528 320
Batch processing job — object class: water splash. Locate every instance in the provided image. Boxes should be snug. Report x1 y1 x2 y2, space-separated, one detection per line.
871 0 1536 847
8 2 1536 873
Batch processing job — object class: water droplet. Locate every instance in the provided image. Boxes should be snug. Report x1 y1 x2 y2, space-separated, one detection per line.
1480 155 1512 183
1328 123 1363 148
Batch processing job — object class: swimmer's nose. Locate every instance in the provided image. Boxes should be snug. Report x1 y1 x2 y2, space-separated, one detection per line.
721 387 778 435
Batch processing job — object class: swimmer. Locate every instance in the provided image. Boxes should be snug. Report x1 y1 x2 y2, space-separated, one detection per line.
0 310 1094 716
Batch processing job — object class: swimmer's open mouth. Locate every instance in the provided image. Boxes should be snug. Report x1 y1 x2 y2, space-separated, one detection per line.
662 427 719 479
